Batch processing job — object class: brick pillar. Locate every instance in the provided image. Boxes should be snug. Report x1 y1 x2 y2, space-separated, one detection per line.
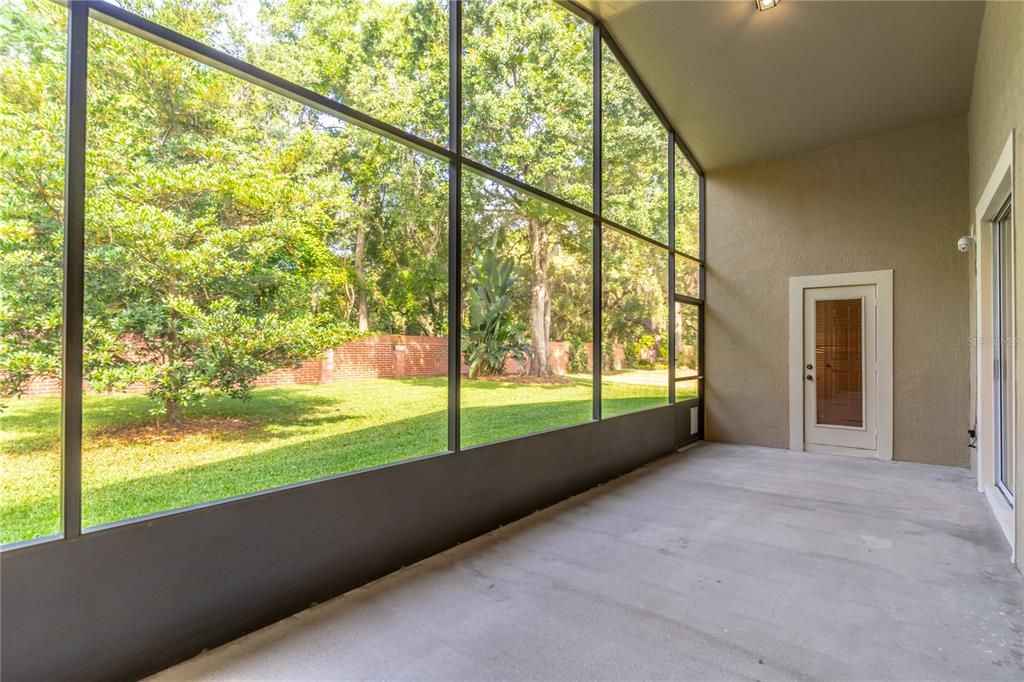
394 339 407 378
321 348 334 383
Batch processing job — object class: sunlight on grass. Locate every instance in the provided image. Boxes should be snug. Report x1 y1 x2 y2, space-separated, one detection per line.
461 376 594 447
1 377 696 544
602 368 671 418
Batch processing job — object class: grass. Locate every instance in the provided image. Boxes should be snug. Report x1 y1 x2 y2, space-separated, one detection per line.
1 373 693 545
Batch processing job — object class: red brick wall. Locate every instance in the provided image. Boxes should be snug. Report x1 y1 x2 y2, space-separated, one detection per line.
258 335 450 386
328 335 449 380
253 358 325 388
10 336 627 398
18 376 63 399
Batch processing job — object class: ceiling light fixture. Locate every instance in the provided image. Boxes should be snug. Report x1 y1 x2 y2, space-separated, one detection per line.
755 0 780 11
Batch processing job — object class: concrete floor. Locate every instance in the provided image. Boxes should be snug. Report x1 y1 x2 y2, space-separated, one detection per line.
153 443 1024 681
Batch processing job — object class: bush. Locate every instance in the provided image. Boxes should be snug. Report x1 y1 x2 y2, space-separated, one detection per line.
601 338 616 370
625 334 656 368
567 336 589 374
461 241 532 378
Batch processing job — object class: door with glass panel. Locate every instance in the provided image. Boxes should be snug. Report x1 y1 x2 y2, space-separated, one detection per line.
803 285 877 452
993 197 1014 506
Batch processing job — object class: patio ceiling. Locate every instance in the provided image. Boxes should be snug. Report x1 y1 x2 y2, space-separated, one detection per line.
578 0 985 170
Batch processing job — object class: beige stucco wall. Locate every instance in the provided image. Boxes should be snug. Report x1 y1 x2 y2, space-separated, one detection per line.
706 118 971 467
966 0 1024 564
968 2 1024 212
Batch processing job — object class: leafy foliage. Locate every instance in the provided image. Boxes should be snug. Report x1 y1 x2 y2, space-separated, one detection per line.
602 41 669 244
676 153 701 257
602 227 669 371
461 240 532 378
1 0 681 417
567 336 590 374
0 1 65 400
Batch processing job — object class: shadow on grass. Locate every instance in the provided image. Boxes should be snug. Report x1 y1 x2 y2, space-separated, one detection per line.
0 397 62 458
2 394 672 544
1 385 410 456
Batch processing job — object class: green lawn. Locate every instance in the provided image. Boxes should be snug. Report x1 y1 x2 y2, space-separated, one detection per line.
1 374 693 545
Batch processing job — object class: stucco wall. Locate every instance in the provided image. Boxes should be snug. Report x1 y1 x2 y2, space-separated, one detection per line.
966 0 1024 562
968 2 1024 213
706 118 970 466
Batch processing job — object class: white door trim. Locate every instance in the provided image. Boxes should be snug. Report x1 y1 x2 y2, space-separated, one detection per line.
788 270 894 460
973 130 1015 554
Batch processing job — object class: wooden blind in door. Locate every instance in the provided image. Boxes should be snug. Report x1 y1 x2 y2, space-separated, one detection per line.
815 298 863 428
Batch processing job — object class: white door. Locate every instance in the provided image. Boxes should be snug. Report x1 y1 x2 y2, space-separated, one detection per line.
803 285 877 453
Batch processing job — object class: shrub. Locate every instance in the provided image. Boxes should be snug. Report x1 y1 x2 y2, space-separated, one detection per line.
567 336 589 374
461 240 532 378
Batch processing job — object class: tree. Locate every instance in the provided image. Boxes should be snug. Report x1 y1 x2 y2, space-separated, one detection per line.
676 153 701 257
602 44 669 245
0 1 65 400
1 0 675 416
600 43 673 369
255 0 450 337
601 229 669 371
461 240 531 378
462 0 673 377
86 2 366 421
462 0 591 376
1 0 358 420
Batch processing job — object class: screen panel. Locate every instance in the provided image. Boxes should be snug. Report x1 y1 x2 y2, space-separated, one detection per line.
0 0 67 545
463 0 591 207
601 226 669 418
675 148 699 257
675 301 699 379
121 0 450 146
80 22 449 530
460 170 593 446
601 42 668 244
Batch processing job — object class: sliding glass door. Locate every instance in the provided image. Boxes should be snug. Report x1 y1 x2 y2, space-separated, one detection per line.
994 196 1015 506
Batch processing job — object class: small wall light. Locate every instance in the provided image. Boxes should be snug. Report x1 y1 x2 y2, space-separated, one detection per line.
755 0 780 11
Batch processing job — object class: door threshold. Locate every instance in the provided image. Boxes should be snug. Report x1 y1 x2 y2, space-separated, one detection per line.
804 443 880 459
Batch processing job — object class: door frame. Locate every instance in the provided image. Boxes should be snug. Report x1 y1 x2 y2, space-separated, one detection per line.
973 130 1015 553
992 197 1015 507
788 270 894 460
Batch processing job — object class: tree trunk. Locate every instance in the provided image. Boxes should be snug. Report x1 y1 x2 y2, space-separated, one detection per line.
647 316 660 365
354 224 369 332
163 302 184 425
528 218 551 376
164 398 183 424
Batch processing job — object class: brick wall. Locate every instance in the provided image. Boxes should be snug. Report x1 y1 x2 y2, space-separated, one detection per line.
11 336 627 399
256 335 450 386
503 341 602 375
252 358 325 388
328 335 449 380
18 376 63 399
